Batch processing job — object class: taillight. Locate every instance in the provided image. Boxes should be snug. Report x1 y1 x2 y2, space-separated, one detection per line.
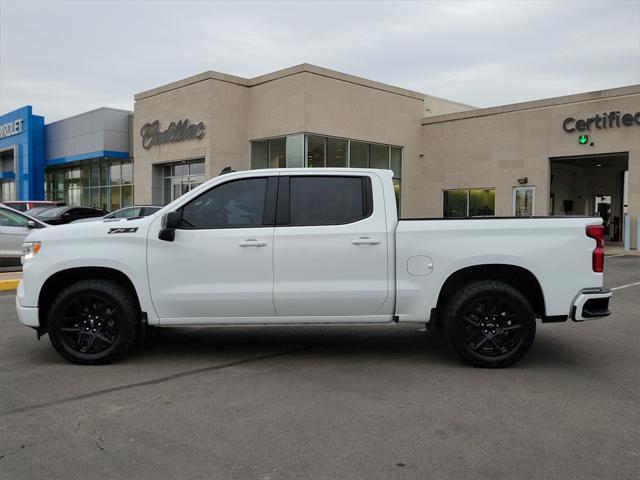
586 225 605 273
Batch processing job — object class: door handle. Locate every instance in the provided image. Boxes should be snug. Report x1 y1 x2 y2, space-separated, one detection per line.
352 237 381 245
239 239 268 247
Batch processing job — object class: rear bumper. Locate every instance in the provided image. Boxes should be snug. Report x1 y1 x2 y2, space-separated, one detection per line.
16 294 40 327
571 288 612 321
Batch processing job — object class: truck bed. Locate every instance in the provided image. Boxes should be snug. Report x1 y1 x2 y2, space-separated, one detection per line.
394 216 604 322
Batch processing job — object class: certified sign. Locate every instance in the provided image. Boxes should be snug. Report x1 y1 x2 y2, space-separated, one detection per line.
0 118 24 139
563 111 640 133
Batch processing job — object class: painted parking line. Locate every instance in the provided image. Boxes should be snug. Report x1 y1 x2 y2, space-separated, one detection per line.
0 280 20 292
611 281 640 291
605 254 627 258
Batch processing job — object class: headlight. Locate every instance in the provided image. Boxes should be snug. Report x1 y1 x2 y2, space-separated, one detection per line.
21 241 42 263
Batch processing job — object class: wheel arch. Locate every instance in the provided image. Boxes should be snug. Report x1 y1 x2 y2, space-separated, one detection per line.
434 264 546 324
38 267 143 329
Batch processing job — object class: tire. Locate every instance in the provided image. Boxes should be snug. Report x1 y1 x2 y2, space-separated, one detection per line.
443 280 536 368
47 279 139 364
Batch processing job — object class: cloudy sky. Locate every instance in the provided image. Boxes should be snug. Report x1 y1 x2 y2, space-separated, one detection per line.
1 0 638 121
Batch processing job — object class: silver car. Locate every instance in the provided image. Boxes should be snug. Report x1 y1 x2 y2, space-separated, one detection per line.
0 205 48 260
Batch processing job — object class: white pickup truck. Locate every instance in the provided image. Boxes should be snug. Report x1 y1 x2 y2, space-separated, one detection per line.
16 168 611 367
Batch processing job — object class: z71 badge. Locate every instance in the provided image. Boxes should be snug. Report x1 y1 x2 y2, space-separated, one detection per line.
108 227 138 234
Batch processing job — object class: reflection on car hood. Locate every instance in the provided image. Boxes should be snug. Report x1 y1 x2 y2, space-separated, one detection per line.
25 215 156 243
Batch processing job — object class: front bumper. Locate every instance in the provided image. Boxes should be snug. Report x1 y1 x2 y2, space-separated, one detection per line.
16 293 40 327
571 288 612 321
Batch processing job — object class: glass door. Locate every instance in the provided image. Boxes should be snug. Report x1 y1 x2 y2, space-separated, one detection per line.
0 180 16 202
163 160 206 204
172 178 203 201
513 186 535 216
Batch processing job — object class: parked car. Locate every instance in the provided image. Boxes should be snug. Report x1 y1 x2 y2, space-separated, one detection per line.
0 205 47 260
24 206 58 217
72 205 162 223
16 168 611 367
32 206 109 225
2 201 65 212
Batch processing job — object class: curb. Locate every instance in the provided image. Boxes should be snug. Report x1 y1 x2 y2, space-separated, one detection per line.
0 280 20 292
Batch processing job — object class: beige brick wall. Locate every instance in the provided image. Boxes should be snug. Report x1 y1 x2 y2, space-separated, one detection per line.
131 66 638 248
133 78 214 203
133 66 453 210
414 90 640 248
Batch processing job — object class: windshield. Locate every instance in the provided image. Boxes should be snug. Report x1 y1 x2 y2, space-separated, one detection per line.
25 206 55 216
37 207 68 218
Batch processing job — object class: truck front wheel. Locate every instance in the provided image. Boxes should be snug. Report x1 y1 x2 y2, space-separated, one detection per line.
47 279 139 364
443 280 536 368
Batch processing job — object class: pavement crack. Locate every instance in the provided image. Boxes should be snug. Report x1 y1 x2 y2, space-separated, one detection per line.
0 443 33 461
0 346 313 417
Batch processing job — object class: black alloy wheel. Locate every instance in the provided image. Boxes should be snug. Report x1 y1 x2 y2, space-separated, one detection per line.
48 279 139 364
461 296 525 356
443 280 536 368
58 294 120 355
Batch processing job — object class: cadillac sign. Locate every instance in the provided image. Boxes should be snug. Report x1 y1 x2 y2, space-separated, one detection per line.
140 119 206 149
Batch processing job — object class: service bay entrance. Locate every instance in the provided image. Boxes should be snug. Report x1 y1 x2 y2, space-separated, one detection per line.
550 152 629 243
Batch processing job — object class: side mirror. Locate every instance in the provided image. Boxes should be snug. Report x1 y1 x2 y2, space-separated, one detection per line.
158 211 180 242
27 220 37 229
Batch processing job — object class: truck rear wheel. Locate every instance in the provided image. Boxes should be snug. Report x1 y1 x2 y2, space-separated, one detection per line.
47 279 139 364
443 280 536 368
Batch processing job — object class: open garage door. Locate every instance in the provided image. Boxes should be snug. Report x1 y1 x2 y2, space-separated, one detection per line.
550 153 629 244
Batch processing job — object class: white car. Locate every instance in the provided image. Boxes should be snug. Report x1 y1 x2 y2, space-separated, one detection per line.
16 168 611 367
72 205 162 223
0 205 47 261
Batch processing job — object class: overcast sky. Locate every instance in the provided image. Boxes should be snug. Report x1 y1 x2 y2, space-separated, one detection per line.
1 0 639 122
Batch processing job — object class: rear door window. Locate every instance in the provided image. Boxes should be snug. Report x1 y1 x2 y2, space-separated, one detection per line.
288 176 371 226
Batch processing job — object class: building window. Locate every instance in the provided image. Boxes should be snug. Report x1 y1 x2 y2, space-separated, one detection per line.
162 159 206 204
250 133 403 210
349 141 368 168
326 137 348 167
251 141 268 169
269 138 286 168
443 189 468 218
370 144 389 170
444 188 496 217
513 186 535 216
469 189 496 216
45 158 133 211
286 134 304 168
306 135 326 168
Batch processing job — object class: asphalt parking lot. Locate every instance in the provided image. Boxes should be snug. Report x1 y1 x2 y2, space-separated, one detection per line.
1 256 638 480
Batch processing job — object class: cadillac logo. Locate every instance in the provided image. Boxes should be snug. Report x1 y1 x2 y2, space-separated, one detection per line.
140 118 206 149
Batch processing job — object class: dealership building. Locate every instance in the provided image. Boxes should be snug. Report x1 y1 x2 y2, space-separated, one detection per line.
1 64 638 248
0 106 131 211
